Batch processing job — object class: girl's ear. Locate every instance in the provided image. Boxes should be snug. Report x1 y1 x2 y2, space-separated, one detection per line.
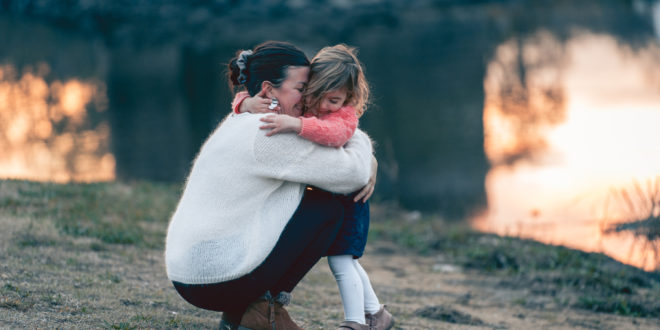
260 81 274 98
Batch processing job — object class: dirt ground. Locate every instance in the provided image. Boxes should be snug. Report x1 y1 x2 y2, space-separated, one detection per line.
0 180 658 329
291 241 660 330
1 213 658 329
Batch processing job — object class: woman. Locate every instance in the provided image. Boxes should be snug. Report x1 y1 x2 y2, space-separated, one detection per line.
165 41 376 330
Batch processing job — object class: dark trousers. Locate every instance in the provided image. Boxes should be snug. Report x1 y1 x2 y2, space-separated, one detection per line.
172 188 344 316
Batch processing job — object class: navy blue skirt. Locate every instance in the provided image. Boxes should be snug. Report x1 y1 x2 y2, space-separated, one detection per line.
325 192 370 258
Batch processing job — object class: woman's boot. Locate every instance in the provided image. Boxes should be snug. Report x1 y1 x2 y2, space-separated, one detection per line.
219 292 276 330
273 292 304 330
219 291 304 330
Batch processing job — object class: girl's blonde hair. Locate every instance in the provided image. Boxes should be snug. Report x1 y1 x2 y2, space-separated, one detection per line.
303 44 370 117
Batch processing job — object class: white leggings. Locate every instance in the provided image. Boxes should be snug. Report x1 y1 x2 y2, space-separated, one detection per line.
327 255 381 324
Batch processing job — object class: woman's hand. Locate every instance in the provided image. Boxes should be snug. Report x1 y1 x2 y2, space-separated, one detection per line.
260 114 302 136
239 90 280 113
354 155 377 203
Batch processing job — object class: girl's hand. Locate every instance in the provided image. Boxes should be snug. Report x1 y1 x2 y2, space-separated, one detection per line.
354 155 377 203
260 114 302 136
239 90 280 113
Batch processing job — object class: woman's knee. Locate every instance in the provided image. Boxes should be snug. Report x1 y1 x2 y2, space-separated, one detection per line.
302 189 344 227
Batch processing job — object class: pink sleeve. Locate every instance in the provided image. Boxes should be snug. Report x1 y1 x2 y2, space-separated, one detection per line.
299 106 358 147
231 91 250 114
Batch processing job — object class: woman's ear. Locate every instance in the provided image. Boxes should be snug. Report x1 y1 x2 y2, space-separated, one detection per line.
260 81 274 98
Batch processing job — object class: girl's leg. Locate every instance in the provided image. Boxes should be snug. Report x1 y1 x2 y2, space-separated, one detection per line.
328 255 366 324
353 259 381 315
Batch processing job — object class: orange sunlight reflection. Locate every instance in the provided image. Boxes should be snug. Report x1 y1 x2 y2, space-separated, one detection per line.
0 63 115 183
476 31 660 271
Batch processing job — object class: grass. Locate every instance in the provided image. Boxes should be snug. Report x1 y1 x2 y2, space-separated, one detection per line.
370 203 660 317
1 180 179 247
1 179 659 328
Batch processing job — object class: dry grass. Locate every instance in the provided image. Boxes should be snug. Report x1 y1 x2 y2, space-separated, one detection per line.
1 180 659 329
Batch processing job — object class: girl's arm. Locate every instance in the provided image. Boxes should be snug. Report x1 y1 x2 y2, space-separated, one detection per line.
231 91 280 114
260 106 358 147
299 106 358 147
231 91 250 114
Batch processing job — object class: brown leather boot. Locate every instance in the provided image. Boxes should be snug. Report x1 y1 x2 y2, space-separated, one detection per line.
219 291 304 330
238 299 277 330
273 292 304 330
365 305 394 330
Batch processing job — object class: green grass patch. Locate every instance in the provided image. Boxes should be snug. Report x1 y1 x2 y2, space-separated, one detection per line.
369 206 660 317
0 180 180 247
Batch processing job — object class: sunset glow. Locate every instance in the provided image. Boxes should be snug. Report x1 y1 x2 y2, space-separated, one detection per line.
477 31 660 271
0 63 115 183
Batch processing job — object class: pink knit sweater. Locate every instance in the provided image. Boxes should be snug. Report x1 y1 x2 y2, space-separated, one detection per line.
232 91 358 147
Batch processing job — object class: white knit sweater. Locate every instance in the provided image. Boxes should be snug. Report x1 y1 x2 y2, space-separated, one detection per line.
165 112 373 284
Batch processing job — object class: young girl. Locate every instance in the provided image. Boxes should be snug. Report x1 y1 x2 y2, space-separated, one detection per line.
232 44 394 330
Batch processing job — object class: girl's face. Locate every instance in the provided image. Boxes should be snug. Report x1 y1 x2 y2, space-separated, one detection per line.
269 66 309 117
316 88 348 115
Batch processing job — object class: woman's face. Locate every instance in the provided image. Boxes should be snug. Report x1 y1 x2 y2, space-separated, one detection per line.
270 66 310 117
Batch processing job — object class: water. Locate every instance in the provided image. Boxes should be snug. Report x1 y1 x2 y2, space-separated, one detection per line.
1 0 659 270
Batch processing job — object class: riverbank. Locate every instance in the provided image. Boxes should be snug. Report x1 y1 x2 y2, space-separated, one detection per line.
1 180 658 329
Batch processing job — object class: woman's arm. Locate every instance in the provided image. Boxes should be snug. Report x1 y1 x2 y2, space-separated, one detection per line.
353 155 378 202
253 126 373 194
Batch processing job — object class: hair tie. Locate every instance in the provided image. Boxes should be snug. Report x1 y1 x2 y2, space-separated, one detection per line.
236 50 253 84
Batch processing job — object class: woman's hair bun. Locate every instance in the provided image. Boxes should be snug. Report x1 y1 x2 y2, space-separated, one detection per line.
228 57 242 87
228 50 252 87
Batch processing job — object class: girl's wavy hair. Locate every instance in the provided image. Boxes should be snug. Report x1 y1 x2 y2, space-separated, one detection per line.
303 44 370 117
228 41 310 96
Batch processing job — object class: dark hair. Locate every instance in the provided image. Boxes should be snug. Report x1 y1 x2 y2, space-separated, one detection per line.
228 41 310 96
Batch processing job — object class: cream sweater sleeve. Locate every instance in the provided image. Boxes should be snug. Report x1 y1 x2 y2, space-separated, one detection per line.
253 124 373 194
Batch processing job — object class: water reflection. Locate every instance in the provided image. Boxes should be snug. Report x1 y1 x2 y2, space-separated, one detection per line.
475 31 660 271
483 30 567 166
0 63 114 182
602 178 660 270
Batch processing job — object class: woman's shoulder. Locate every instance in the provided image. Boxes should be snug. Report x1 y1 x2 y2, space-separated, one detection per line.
218 112 269 130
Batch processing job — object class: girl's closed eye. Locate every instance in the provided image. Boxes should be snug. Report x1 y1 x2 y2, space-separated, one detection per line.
316 88 348 115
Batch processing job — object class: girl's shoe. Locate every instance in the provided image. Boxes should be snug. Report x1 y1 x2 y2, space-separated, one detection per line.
337 321 375 330
365 305 394 330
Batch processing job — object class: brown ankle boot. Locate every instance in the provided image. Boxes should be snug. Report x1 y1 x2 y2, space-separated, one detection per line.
273 292 304 330
238 298 277 330
365 305 394 330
